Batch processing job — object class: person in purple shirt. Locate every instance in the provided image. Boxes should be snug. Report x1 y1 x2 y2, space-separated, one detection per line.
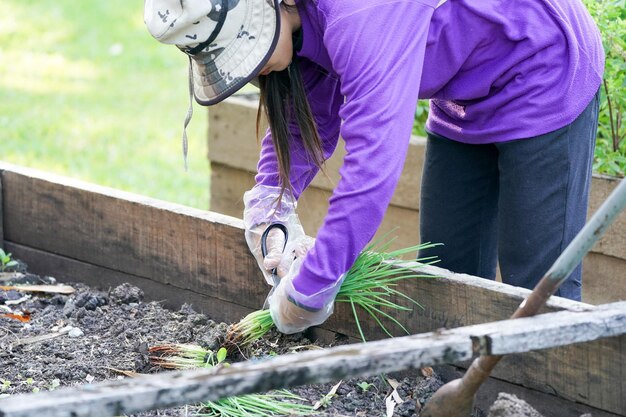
145 0 604 333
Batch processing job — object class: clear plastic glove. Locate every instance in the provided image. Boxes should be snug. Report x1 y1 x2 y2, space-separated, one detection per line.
268 256 345 334
243 184 313 285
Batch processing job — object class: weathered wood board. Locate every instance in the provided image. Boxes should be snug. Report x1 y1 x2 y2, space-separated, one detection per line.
589 174 626 260
210 163 421 249
1 162 625 415
208 95 424 211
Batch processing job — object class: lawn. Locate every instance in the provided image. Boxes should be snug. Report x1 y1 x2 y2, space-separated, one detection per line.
0 0 210 209
2 1 622 215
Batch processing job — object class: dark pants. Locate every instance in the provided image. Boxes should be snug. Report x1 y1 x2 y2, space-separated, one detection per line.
418 93 600 301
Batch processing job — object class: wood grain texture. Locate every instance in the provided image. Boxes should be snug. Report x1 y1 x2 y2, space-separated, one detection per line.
0 284 75 294
1 164 267 312
1 305 625 417
471 302 626 355
210 163 421 251
583 252 626 303
443 364 619 417
588 175 626 259
1 162 625 414
208 96 424 210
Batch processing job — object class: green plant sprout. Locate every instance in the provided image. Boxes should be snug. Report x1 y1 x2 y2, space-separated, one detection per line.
227 239 440 347
0 248 18 272
314 394 333 410
357 381 374 392
197 391 316 417
148 343 317 417
225 309 276 348
148 344 230 370
0 379 11 392
313 381 341 411
47 379 61 391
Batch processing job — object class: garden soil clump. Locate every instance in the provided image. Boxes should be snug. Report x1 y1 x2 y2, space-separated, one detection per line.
1 266 549 417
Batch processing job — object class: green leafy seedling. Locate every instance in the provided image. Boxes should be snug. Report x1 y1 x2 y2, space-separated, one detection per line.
227 239 442 348
0 248 18 272
357 381 374 392
148 343 316 417
0 379 11 393
47 379 61 391
215 347 229 367
316 393 334 409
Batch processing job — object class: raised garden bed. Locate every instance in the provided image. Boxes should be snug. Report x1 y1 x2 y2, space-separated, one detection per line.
207 95 626 305
1 270 464 417
0 162 624 416
6 268 617 417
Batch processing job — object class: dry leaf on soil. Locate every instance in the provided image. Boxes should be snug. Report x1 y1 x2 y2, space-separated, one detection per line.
313 380 342 410
385 378 404 417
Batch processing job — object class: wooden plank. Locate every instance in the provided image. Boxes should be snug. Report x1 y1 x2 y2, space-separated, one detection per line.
208 96 425 211
2 162 625 414
208 95 265 174
0 163 268 313
9 243 626 415
0 284 75 294
1 305 625 417
471 302 626 355
4 242 256 324
324 271 626 414
489 336 625 413
583 252 626 303
210 163 420 250
438 365 619 417
589 174 626 259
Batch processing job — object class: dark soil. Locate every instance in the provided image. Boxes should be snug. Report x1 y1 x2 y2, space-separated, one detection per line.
0 265 491 417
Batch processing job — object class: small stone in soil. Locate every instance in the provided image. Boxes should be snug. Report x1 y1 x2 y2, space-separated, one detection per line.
68 327 84 338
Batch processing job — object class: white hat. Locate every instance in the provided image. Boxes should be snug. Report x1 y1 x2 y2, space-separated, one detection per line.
144 0 280 105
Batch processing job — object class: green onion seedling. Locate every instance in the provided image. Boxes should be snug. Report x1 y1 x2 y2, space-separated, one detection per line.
227 240 441 347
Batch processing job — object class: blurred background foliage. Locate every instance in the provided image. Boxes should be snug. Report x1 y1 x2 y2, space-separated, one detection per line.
583 0 626 177
414 0 626 178
0 0 623 216
0 0 210 209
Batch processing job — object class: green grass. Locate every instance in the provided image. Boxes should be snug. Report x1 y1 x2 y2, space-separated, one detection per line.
0 1 210 209
5 1 620 214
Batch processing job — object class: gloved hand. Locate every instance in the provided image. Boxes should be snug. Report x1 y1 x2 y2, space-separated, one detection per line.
243 184 314 285
268 255 344 334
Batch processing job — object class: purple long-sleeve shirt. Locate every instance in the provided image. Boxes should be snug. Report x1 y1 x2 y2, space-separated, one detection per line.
255 0 604 303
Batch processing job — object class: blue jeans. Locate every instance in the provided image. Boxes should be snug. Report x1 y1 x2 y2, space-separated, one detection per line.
418 92 600 301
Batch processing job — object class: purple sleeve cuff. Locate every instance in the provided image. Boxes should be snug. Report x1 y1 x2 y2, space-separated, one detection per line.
291 265 344 310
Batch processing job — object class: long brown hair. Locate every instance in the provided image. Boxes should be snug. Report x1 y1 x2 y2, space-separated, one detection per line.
256 4 323 198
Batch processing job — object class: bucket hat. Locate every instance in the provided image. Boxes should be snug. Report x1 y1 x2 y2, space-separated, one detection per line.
144 0 281 106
